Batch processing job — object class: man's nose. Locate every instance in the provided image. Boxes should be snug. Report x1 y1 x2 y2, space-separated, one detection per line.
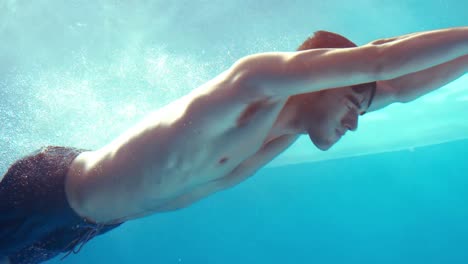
343 115 358 131
349 119 358 131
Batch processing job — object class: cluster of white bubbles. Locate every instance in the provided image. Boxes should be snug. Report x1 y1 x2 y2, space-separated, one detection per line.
1 44 239 172
0 0 298 174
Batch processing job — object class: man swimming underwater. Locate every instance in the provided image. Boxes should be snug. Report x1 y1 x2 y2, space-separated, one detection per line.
1 26 467 263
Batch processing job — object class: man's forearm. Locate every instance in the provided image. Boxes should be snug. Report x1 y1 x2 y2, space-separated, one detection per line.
375 27 468 80
388 54 467 103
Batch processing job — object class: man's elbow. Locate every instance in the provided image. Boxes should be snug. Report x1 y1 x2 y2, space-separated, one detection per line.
366 43 403 81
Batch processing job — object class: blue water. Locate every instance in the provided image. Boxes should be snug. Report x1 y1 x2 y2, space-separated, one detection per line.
1 1 467 263
47 139 468 264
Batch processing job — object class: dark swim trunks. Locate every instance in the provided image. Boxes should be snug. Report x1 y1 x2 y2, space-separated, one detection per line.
0 146 122 264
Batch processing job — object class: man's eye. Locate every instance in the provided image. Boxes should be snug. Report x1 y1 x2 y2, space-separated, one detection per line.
347 103 360 114
345 95 362 110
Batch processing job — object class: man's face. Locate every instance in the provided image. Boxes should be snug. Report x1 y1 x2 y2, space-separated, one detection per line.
294 86 371 150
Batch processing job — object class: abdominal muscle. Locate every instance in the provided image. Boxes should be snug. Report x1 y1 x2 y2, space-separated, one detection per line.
143 132 268 208
136 139 276 217
131 106 289 218
67 95 288 223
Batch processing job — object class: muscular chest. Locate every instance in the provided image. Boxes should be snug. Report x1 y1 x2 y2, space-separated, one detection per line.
159 98 286 193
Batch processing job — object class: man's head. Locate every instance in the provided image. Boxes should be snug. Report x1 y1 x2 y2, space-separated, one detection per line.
290 31 376 150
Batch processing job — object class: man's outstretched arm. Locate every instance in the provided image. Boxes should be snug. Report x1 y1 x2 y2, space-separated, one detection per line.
235 27 468 97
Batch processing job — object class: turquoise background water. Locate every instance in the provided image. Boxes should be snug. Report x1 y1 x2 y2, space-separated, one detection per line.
0 0 467 263
55 140 468 264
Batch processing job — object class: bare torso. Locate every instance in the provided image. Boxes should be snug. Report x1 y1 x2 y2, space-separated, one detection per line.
66 70 298 223
149 95 293 211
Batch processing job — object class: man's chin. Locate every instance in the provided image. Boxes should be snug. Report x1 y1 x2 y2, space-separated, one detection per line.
315 142 333 151
308 133 335 151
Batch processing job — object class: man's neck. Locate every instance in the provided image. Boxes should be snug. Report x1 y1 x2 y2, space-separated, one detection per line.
264 99 302 143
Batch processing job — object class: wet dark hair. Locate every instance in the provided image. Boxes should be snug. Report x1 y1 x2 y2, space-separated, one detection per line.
297 30 358 50
297 31 376 110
